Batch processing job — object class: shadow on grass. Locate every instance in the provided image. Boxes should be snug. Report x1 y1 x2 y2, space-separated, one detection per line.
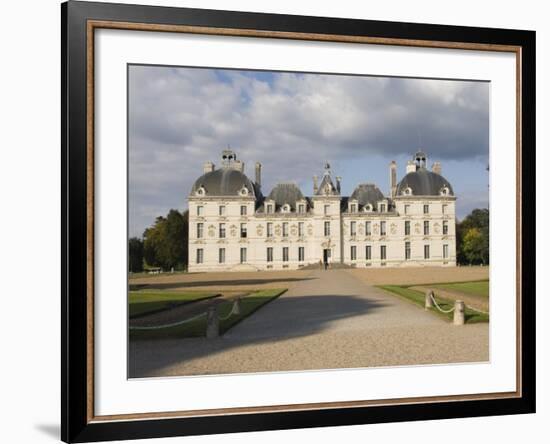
129 293 387 378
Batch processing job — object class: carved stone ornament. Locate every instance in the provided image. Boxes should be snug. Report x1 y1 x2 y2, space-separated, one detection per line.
390 223 397 235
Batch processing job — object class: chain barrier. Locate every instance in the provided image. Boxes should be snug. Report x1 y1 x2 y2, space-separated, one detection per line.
429 293 456 314
465 304 489 315
129 311 206 331
218 300 240 321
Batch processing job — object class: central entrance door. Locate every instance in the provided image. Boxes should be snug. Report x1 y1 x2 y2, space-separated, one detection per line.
323 249 331 263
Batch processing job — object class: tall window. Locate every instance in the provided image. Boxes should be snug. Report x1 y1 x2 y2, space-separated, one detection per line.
380 221 387 236
443 220 448 235
424 220 430 235
350 221 357 236
324 221 331 236
405 241 411 260
423 204 429 214
240 247 247 263
380 245 387 260
404 220 410 236
282 222 289 237
298 222 304 237
197 223 203 239
197 205 203 216
196 248 203 264
219 205 226 216
298 247 305 262
365 221 371 236
404 204 410 215
350 204 357 213
266 204 273 214
298 204 305 214
267 222 273 238
240 223 247 238
324 204 330 215
218 248 225 264
442 204 448 214
282 247 289 262
267 247 273 262
443 244 449 259
379 204 386 213
219 223 226 238
351 246 357 260
424 245 430 259
240 205 247 216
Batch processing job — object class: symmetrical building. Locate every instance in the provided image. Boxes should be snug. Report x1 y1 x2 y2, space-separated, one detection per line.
188 149 456 272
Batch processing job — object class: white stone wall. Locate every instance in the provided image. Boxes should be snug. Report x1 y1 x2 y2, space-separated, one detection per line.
188 196 456 272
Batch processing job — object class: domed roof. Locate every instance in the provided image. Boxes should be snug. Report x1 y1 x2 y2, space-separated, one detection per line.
267 183 305 210
190 168 260 198
350 183 385 208
396 168 454 196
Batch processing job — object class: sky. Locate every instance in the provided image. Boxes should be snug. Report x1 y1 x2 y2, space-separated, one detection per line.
128 65 489 238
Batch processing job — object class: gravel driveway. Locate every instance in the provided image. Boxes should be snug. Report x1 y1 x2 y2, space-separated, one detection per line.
129 269 489 377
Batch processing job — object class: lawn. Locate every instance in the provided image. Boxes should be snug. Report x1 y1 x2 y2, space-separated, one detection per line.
431 280 489 298
377 285 489 324
129 291 219 318
129 288 287 340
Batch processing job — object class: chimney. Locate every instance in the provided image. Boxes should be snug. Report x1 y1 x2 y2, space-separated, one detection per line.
336 176 342 194
389 161 397 198
232 160 244 173
203 161 215 174
406 160 416 173
313 175 318 194
432 162 442 175
255 162 262 187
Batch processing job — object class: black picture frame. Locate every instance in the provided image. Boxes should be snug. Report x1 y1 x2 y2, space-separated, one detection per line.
61 1 536 442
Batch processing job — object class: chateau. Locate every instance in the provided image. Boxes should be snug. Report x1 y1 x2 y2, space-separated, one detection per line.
188 150 456 272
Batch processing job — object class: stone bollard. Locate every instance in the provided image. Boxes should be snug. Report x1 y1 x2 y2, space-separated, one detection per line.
233 298 241 315
453 300 465 325
206 305 219 338
425 290 434 310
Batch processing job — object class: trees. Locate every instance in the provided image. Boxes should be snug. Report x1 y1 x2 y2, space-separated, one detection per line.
141 209 189 271
128 237 144 272
456 208 489 265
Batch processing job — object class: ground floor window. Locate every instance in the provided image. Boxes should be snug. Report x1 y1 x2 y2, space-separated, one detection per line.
405 241 411 260
366 245 372 260
298 247 305 262
196 248 203 264
424 244 430 259
380 245 387 260
283 247 289 262
351 245 357 260
219 248 225 264
267 247 273 262
443 244 449 259
240 247 247 263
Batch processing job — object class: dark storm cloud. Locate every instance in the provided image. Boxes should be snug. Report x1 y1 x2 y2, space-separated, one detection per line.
128 65 489 236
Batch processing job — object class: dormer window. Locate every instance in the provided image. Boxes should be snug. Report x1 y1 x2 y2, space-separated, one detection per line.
282 204 291 213
195 186 206 196
350 204 357 213
402 187 412 196
239 186 249 196
440 186 450 196
364 204 372 212
379 203 386 213
298 203 305 214
266 204 273 214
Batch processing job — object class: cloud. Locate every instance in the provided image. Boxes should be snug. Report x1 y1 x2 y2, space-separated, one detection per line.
128 65 489 237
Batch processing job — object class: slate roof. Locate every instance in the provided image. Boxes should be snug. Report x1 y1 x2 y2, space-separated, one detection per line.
190 168 261 199
395 168 454 196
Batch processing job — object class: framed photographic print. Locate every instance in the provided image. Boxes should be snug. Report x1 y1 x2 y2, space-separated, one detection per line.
61 1 536 442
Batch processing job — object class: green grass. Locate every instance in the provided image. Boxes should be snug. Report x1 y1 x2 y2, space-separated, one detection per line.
377 285 489 324
431 281 489 298
129 291 219 318
129 288 287 340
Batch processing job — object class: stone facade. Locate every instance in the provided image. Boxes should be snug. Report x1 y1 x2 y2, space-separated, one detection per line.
188 150 456 272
